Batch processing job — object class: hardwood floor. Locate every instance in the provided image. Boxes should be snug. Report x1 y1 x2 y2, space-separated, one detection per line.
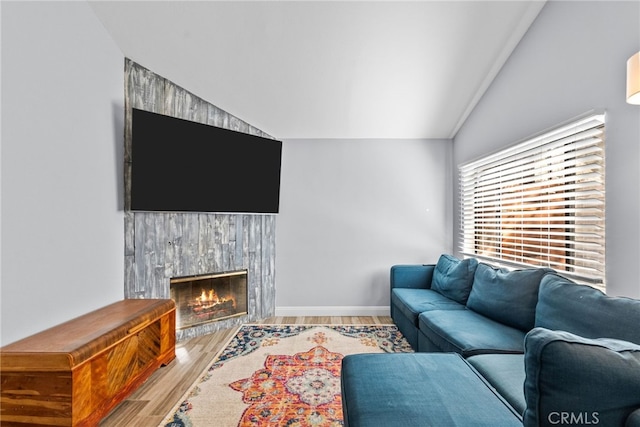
99 316 393 427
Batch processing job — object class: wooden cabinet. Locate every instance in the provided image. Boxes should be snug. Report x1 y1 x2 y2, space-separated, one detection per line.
0 299 176 426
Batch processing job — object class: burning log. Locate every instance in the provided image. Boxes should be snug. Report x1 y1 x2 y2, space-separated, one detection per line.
187 288 236 317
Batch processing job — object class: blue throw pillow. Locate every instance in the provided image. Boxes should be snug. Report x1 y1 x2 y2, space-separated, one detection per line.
430 254 478 304
523 328 640 427
466 263 552 331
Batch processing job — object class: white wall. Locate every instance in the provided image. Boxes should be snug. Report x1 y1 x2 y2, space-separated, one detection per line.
276 139 452 314
453 1 640 298
1 1 124 345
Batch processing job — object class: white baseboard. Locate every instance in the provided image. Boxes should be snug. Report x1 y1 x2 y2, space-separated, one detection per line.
275 306 390 317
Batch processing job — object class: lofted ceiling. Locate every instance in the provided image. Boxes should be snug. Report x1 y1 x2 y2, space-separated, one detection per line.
89 1 546 139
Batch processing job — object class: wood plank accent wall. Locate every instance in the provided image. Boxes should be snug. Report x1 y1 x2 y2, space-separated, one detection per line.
123 59 276 341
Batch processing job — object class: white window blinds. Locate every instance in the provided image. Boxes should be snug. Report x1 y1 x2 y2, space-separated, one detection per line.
459 113 606 288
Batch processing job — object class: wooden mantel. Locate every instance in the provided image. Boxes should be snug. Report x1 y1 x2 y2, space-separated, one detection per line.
0 299 176 426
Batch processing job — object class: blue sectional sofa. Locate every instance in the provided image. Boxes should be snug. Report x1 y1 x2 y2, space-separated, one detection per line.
341 254 640 426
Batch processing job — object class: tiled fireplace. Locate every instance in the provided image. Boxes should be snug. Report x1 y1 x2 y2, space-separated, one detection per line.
170 270 248 330
123 60 277 341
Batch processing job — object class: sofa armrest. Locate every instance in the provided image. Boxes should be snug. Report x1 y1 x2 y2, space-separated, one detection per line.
390 264 435 290
523 328 640 427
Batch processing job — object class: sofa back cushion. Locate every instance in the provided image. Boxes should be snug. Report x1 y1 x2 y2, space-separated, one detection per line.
523 328 640 427
535 273 640 344
430 254 478 304
466 263 551 332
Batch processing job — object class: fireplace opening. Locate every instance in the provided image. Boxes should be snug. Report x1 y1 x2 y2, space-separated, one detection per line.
170 270 248 330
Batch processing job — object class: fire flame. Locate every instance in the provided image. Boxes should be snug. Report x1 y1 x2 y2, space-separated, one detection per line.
195 288 230 305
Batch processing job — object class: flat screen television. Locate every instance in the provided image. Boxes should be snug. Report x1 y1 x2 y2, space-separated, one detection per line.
130 108 282 214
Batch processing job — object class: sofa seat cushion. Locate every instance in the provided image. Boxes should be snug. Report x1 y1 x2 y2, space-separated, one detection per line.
467 354 526 415
523 328 640 427
466 263 552 331
419 309 526 357
341 352 522 427
430 254 479 304
391 288 465 327
535 273 640 343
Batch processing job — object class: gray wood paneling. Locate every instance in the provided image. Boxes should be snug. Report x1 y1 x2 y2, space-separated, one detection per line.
124 59 276 340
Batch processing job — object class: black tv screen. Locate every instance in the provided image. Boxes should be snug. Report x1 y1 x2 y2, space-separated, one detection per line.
130 108 282 214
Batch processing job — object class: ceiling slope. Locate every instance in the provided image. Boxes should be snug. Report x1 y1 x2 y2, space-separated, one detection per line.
90 0 546 139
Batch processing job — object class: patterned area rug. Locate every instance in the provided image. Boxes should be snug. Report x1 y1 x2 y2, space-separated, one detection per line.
161 324 413 427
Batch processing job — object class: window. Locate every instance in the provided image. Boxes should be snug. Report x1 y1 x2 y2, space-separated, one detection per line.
459 112 606 289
